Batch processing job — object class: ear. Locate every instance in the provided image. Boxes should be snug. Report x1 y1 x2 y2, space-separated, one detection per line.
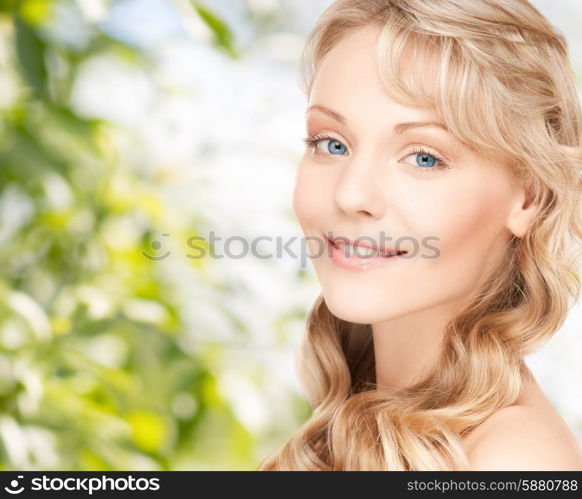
505 185 539 239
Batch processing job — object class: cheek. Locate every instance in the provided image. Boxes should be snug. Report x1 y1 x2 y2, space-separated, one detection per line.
438 182 510 251
433 199 493 245
292 161 324 229
411 177 513 297
398 171 510 250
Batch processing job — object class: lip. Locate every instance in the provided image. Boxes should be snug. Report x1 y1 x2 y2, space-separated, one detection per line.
324 234 407 270
325 235 406 256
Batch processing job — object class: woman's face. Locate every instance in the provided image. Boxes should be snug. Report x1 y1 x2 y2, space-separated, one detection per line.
293 25 528 324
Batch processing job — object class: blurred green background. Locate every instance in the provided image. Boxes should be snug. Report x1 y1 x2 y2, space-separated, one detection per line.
0 0 330 470
0 0 580 471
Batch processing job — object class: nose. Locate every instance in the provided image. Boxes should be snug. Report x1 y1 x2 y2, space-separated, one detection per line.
333 156 387 219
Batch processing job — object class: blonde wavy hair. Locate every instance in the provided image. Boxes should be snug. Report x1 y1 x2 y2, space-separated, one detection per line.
259 0 582 470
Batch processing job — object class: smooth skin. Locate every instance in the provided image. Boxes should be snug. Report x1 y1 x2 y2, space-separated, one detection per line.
292 25 582 470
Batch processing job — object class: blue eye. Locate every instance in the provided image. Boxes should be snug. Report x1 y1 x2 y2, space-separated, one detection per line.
303 134 347 156
404 146 449 171
415 152 436 167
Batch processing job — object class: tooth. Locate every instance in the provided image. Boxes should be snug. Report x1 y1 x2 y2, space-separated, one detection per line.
359 247 375 256
335 242 400 257
338 244 376 257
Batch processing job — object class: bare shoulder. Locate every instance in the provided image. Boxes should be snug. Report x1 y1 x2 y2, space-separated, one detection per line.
463 384 582 470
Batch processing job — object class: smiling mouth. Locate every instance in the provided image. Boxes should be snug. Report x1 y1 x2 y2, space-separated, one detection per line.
325 235 408 258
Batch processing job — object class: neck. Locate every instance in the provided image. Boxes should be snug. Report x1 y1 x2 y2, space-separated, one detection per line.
372 301 461 390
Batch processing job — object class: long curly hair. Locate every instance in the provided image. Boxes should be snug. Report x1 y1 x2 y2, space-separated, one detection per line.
259 0 582 470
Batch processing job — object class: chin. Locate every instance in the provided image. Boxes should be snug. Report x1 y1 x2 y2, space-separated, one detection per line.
322 293 401 325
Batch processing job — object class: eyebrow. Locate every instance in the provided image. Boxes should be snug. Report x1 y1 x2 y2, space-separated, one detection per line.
305 104 450 134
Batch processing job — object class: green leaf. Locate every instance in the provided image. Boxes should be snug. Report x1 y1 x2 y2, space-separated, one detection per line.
17 0 53 26
0 0 19 15
14 14 49 100
190 1 238 59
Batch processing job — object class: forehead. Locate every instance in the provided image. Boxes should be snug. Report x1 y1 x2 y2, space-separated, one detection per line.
309 25 441 123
